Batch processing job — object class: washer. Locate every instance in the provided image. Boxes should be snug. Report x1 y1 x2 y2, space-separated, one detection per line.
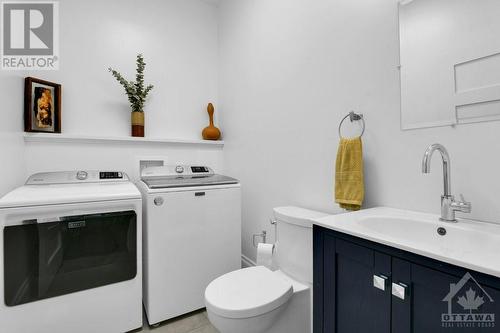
0 171 142 333
137 165 241 325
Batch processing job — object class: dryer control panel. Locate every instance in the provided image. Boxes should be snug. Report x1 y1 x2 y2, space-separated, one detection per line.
190 166 210 173
26 171 129 185
99 171 124 179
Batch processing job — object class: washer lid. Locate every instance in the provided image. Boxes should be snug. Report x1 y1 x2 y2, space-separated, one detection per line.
142 174 239 189
141 165 239 189
205 266 293 319
273 206 330 228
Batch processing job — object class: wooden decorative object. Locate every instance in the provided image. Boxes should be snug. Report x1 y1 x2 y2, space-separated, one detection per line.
131 111 144 137
24 77 61 133
202 103 221 140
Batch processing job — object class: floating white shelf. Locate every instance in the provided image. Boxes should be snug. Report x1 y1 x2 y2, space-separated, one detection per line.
23 133 224 147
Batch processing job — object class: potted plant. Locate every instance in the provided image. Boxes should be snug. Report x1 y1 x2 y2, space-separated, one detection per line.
109 54 154 137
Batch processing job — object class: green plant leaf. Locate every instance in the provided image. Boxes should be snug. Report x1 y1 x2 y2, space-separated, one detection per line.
108 54 154 112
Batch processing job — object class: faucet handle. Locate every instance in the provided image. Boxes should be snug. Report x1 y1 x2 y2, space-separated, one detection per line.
454 194 472 213
459 194 471 206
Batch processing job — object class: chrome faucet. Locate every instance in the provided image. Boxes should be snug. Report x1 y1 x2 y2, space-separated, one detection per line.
421 144 471 222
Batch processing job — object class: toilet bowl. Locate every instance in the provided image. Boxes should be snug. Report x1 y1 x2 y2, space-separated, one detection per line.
205 266 293 333
205 206 334 333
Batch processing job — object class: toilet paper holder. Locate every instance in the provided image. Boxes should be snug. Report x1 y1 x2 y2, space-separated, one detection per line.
252 230 267 247
252 218 277 247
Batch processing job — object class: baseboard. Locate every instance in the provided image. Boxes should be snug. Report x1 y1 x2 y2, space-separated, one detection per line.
241 254 256 268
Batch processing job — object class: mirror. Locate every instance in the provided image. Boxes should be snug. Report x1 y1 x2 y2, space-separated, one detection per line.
399 0 500 129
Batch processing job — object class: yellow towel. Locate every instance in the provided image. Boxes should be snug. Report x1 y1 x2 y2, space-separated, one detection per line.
335 136 364 211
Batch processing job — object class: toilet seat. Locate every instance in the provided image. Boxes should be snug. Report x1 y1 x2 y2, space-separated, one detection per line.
204 266 293 319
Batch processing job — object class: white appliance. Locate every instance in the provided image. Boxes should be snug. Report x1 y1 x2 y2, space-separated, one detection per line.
0 171 142 333
137 165 241 325
205 206 332 333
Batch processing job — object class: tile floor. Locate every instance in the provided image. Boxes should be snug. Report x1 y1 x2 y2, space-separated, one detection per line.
140 309 219 333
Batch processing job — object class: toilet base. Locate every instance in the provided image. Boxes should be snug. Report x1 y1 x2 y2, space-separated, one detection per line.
207 302 288 333
266 275 311 333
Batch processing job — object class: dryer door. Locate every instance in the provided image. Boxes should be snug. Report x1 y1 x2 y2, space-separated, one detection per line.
3 210 137 306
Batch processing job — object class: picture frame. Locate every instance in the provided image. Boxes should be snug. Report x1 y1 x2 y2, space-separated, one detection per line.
24 77 61 133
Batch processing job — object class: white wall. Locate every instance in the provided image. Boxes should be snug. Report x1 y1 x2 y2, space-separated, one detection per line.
0 122 25 196
218 0 500 262
0 0 223 192
0 50 28 195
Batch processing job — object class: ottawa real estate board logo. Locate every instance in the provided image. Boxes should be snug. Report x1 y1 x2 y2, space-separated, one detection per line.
442 272 495 329
1 1 59 70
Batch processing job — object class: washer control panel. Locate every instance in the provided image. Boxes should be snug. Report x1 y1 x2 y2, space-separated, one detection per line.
141 165 214 178
174 166 209 174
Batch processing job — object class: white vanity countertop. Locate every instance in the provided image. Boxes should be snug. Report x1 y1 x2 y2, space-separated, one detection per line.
313 207 500 279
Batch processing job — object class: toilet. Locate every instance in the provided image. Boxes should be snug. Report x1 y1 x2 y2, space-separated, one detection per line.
204 206 331 333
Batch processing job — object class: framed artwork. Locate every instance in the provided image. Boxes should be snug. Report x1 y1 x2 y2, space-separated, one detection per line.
24 77 61 133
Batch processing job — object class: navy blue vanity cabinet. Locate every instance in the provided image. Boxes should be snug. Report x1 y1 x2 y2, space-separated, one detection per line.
313 225 500 333
313 230 391 333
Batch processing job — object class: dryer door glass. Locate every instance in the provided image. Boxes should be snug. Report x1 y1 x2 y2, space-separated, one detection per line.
3 210 137 306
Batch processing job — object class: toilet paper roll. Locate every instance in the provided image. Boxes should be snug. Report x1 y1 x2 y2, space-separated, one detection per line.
256 243 274 269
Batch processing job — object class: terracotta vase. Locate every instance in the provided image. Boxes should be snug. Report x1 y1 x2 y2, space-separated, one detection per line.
131 111 144 137
202 103 221 140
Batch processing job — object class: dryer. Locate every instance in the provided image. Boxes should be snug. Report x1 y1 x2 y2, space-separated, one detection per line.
137 165 241 325
0 171 142 333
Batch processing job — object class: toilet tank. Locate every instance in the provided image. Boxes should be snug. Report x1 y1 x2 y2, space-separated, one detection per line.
273 206 331 284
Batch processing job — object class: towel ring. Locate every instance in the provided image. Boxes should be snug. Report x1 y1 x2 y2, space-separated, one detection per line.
338 111 365 138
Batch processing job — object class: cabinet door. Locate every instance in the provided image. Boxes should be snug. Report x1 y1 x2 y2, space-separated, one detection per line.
390 258 411 333
392 260 500 333
316 233 392 333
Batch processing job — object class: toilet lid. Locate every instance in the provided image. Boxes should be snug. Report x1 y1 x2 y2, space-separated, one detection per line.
205 266 293 319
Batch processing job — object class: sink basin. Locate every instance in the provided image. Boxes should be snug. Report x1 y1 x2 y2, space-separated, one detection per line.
313 207 500 278
357 215 436 241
